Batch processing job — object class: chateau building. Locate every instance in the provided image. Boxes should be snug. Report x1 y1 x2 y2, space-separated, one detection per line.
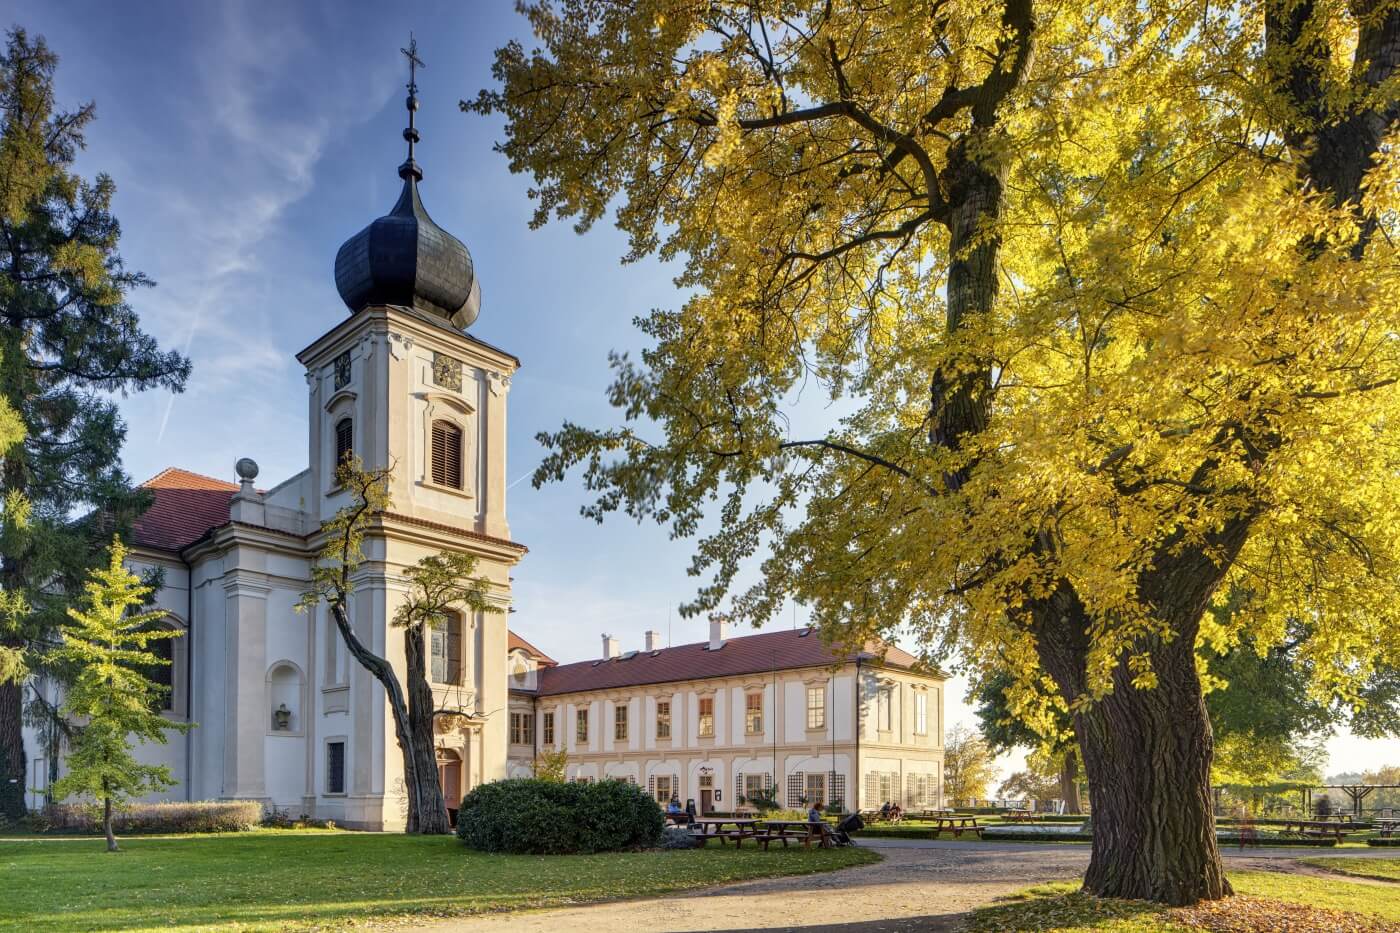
506 619 946 814
20 61 945 826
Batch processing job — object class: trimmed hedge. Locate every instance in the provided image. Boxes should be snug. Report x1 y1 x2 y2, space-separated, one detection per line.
456 778 664 854
35 800 262 834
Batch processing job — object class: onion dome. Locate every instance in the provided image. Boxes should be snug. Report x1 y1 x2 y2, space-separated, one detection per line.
333 37 481 329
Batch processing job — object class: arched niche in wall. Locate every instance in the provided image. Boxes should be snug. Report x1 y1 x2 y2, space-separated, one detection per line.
266 660 307 736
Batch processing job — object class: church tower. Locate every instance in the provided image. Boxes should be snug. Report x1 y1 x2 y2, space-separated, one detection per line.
294 41 522 829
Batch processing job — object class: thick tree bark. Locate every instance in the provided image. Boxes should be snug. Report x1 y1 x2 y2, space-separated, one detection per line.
1059 753 1081 815
404 625 451 834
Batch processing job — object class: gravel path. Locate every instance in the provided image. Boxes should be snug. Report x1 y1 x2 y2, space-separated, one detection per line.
412 843 1089 932
407 839 1400 933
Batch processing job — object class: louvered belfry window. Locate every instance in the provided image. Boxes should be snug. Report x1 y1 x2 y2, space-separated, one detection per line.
334 418 353 465
431 420 463 489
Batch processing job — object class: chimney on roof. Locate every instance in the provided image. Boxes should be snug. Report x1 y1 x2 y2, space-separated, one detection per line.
708 614 730 651
602 633 620 660
645 630 662 651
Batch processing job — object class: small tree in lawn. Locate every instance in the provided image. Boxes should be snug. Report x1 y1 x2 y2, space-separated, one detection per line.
48 538 190 851
393 551 500 834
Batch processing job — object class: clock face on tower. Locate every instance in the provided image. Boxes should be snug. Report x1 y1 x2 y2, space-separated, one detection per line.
432 351 463 392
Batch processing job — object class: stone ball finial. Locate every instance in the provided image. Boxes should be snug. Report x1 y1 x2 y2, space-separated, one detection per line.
235 458 260 482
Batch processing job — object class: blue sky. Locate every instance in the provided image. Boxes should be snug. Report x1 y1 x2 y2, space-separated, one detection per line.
12 0 1396 781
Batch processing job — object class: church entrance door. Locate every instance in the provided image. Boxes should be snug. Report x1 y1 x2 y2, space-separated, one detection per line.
437 748 462 822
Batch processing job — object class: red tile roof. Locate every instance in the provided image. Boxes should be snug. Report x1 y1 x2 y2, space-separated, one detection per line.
131 468 237 553
509 631 557 667
534 628 922 697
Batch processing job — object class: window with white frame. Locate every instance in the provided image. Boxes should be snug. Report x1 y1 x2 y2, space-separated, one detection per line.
510 712 534 745
745 692 763 734
326 741 346 795
576 708 589 742
614 704 628 740
543 711 555 745
698 696 715 737
654 774 674 803
915 690 928 735
805 771 826 806
656 699 671 739
806 685 826 730
744 773 768 801
429 611 463 684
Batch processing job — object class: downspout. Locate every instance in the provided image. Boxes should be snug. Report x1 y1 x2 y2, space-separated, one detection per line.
854 656 861 815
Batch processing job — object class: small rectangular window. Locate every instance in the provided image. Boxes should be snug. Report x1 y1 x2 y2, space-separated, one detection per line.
656 700 671 739
745 692 763 735
335 418 353 466
576 708 589 742
805 772 826 807
807 686 826 730
654 774 674 803
327 741 346 795
614 704 628 741
543 712 555 745
698 697 714 737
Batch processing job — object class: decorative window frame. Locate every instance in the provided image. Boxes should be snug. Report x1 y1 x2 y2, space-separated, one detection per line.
323 390 358 493
153 615 189 721
803 677 829 733
323 735 349 797
418 391 476 499
265 659 308 737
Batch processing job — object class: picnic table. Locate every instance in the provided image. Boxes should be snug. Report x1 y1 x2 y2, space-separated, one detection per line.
759 819 836 849
1375 818 1399 838
924 814 984 838
1004 809 1042 823
688 817 765 847
1278 819 1357 841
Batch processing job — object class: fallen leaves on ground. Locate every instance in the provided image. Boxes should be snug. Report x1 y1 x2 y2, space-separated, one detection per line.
1170 894 1400 932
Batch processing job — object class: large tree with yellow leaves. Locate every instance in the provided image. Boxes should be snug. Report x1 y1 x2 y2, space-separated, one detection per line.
472 0 1400 905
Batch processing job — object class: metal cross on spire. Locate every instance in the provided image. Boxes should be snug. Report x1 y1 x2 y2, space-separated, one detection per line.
401 33 425 95
399 34 426 181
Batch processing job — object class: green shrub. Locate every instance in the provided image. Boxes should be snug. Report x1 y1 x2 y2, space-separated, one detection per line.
39 800 262 834
456 778 664 854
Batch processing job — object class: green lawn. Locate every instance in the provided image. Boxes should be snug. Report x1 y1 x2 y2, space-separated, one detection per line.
966 870 1400 931
1299 856 1400 882
0 830 878 932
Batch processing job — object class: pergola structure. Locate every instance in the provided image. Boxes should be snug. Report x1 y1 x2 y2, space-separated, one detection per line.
1301 784 1400 819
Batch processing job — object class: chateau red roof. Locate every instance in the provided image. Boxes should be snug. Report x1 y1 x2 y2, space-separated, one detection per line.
131 468 237 553
535 628 922 697
509 631 557 667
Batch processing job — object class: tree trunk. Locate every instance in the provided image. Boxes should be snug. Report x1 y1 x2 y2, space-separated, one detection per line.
0 682 25 822
328 600 427 833
1072 638 1228 904
1059 752 1081 815
102 780 117 852
403 625 450 835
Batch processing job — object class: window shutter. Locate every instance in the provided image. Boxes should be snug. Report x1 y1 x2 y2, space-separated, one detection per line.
335 418 353 465
431 420 463 489
648 774 656 800
735 773 744 804
446 613 462 684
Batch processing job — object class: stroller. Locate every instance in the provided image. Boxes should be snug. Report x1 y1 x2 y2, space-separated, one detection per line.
833 812 864 846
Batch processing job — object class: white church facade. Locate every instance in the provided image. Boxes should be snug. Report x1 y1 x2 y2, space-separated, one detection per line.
21 68 946 829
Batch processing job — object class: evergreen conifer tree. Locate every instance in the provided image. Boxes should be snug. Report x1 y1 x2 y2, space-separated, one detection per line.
48 538 191 851
0 28 190 819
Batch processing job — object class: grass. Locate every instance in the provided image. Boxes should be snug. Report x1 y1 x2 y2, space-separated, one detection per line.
966 870 1400 931
0 829 878 932
1299 856 1400 882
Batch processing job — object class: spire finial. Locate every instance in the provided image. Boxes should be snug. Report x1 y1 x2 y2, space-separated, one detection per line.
399 34 426 181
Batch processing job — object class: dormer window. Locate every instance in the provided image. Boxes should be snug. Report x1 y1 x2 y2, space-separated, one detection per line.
431 419 463 489
335 418 354 466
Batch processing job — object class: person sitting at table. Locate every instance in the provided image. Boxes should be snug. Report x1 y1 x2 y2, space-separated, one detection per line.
879 801 892 821
890 802 904 823
666 796 686 824
808 801 824 824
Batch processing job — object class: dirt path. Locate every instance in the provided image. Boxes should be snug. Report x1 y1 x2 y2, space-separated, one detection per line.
1236 857 1400 888
411 844 1090 933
